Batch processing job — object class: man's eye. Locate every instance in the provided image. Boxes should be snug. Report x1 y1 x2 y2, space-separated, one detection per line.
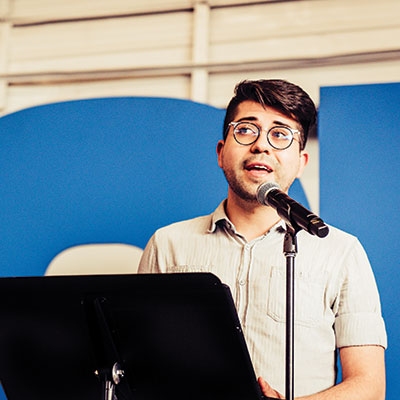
270 129 290 139
236 127 256 135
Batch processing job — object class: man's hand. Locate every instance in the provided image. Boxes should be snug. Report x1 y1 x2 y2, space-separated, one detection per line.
258 377 284 399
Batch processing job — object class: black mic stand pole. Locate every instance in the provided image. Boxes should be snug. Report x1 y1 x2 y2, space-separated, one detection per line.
283 223 298 400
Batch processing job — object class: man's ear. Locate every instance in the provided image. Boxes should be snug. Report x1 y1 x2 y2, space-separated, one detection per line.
216 140 225 168
296 150 309 178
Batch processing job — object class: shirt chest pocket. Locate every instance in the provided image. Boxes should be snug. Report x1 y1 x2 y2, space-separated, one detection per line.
266 266 325 327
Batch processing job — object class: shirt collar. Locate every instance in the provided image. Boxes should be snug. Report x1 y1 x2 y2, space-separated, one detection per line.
207 200 286 235
208 200 229 233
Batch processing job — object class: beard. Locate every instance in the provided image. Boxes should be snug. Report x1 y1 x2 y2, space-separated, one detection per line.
221 167 259 203
221 162 295 203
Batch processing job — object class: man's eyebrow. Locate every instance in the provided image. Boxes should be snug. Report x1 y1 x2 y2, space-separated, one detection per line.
235 116 293 127
236 116 258 122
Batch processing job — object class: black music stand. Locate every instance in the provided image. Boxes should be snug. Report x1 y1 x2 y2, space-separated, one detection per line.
0 273 266 400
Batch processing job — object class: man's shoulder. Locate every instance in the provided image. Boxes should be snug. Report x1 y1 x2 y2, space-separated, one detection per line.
323 223 359 243
297 222 364 260
153 201 226 238
299 222 358 243
154 213 213 236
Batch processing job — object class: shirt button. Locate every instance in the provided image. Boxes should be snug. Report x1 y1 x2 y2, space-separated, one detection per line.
239 279 246 286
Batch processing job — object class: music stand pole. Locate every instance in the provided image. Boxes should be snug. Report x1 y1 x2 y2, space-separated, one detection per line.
88 297 126 400
283 224 298 400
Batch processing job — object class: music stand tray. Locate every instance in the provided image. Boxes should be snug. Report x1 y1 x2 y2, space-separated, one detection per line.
0 273 265 400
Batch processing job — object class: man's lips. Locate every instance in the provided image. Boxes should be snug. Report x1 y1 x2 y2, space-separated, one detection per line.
244 161 273 173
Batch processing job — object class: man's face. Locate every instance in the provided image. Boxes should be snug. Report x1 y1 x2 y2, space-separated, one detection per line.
217 100 309 203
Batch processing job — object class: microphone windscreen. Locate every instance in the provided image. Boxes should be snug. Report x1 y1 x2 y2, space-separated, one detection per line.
256 181 280 205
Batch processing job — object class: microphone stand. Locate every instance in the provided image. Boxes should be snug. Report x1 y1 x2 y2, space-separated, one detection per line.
256 181 329 399
283 223 298 400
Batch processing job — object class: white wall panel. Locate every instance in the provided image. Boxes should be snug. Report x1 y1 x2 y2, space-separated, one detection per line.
0 0 10 17
9 0 278 24
5 75 190 115
8 11 192 74
1 0 399 117
0 22 10 110
208 58 400 109
191 2 210 102
210 0 400 63
10 0 194 24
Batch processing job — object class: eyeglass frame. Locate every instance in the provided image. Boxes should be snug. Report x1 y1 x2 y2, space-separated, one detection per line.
227 121 303 150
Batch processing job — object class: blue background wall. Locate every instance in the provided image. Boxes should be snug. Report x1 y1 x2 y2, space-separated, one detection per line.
0 97 228 277
319 82 400 400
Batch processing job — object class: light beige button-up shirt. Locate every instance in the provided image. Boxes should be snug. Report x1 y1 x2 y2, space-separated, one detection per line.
138 201 387 397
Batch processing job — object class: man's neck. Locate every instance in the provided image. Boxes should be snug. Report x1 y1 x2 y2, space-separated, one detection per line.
224 196 281 242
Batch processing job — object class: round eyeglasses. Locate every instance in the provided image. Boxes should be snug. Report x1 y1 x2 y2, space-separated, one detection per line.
228 121 302 150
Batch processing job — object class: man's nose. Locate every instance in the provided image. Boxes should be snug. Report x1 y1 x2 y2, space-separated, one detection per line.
250 132 272 153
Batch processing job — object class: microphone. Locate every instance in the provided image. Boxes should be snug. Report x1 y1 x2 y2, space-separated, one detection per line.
256 182 329 238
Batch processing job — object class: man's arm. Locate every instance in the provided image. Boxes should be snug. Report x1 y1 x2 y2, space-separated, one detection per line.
304 345 385 400
259 345 385 400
